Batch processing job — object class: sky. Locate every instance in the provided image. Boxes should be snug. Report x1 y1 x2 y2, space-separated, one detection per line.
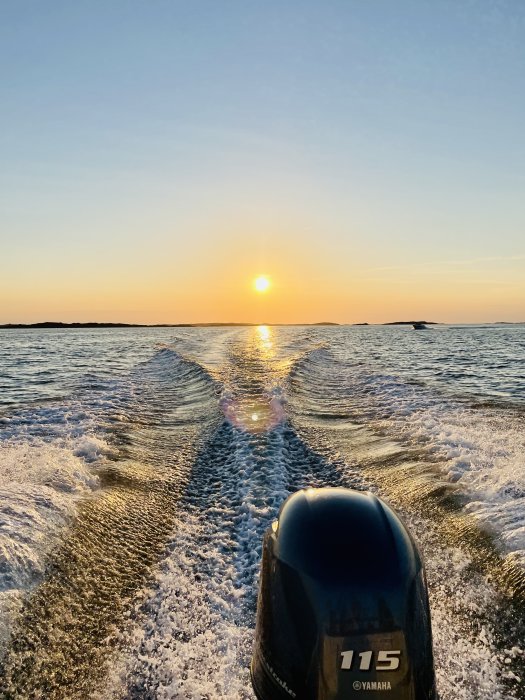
1 0 524 324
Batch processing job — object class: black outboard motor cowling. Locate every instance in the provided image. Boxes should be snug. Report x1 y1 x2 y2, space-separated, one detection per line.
251 488 436 700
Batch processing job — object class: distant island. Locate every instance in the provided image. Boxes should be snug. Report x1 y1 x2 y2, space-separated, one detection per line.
0 322 176 329
0 321 341 329
383 320 438 325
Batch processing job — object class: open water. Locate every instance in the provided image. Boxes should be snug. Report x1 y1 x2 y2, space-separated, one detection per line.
0 325 523 699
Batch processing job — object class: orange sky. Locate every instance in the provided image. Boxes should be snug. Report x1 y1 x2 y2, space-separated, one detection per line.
1 5 524 324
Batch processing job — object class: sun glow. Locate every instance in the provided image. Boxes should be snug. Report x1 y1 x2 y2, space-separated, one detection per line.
254 275 270 293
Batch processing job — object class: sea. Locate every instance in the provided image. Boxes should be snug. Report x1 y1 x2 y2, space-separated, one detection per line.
0 324 523 699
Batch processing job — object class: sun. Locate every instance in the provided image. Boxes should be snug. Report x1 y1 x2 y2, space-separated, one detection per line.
254 275 271 293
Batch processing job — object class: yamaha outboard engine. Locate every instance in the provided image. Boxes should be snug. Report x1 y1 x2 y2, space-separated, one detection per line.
251 488 436 699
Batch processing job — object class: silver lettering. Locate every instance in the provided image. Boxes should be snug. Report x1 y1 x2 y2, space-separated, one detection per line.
362 681 392 690
340 649 402 673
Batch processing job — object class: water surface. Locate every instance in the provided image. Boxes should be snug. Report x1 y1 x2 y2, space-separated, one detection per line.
0 325 523 699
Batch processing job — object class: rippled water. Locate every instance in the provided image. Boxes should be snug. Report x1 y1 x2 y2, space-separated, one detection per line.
0 325 523 699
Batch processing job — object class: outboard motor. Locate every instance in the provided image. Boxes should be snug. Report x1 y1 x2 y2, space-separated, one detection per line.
251 488 436 699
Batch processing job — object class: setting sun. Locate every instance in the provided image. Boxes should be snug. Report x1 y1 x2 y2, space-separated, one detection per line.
254 275 271 293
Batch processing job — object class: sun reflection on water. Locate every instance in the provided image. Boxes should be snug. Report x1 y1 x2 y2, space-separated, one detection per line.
257 324 273 354
220 325 285 433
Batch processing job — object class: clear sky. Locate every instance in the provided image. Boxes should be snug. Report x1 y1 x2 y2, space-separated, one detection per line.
1 1 524 324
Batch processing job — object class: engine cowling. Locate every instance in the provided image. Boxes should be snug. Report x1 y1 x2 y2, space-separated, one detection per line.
251 488 436 699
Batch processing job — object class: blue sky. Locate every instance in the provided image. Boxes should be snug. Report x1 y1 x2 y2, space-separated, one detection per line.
1 1 524 323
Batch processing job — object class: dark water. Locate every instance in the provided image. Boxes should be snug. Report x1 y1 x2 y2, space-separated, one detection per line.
0 325 523 699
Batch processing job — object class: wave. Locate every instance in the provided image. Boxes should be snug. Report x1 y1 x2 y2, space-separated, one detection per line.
0 343 220 689
289 348 525 570
0 438 103 646
287 349 525 699
103 416 357 700
1 327 524 700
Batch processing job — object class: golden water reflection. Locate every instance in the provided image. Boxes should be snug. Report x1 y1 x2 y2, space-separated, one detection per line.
257 324 273 354
220 325 285 433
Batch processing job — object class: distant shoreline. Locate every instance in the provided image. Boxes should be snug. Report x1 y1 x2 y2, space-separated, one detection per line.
0 321 341 329
0 320 523 329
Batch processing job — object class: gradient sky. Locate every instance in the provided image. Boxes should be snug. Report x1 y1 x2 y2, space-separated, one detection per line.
1 1 524 324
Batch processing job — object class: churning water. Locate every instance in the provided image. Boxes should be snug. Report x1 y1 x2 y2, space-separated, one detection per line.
0 325 523 699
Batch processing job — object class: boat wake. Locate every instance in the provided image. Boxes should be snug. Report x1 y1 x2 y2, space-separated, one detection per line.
0 327 523 699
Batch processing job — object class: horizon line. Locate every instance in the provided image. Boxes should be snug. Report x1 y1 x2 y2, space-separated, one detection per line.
1 320 524 329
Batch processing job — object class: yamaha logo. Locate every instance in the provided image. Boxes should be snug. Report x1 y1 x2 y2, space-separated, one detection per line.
352 680 392 691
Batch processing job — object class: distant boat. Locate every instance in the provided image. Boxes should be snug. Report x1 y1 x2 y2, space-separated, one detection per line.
412 322 428 330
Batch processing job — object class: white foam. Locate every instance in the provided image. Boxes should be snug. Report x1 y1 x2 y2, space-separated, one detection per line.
406 515 523 700
354 372 525 567
101 413 294 699
297 344 525 570
102 511 255 699
104 456 522 700
0 438 102 645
